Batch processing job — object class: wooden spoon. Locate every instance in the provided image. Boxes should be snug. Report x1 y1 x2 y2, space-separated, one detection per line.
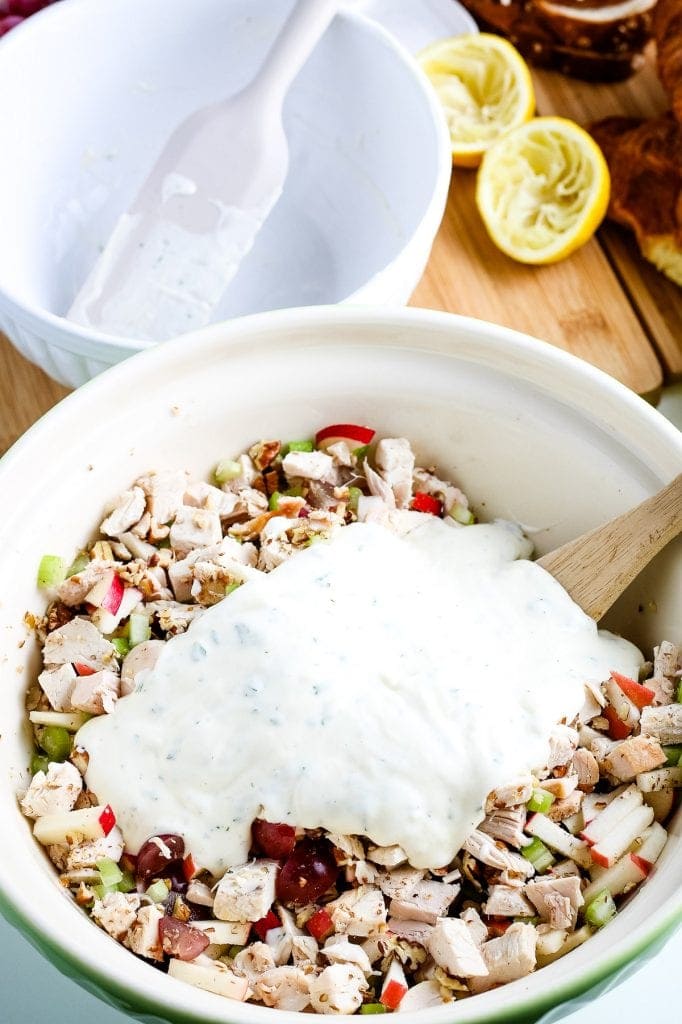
538 473 682 621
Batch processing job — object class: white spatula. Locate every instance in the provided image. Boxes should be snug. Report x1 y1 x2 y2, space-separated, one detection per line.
68 0 338 342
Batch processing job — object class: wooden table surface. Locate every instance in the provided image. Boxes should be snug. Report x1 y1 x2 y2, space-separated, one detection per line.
1 49 681 450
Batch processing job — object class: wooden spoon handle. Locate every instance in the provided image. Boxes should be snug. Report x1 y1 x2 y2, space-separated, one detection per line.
538 473 682 621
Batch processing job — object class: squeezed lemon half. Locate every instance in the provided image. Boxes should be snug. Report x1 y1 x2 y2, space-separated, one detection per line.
419 33 535 168
476 116 611 264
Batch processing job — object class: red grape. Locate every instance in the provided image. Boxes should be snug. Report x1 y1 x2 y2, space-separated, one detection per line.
136 834 185 884
252 819 297 859
0 14 23 34
276 838 338 905
159 917 209 961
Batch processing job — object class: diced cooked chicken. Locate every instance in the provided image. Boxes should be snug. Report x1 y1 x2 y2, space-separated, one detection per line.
100 487 146 537
463 831 534 877
57 560 117 607
479 807 528 849
486 774 534 811
20 761 82 819
603 735 667 781
254 967 312 1011
571 748 600 791
484 885 536 918
653 641 680 681
308 964 367 1015
546 725 579 769
213 860 279 923
378 868 459 925
221 453 259 492
525 876 584 931
120 640 165 696
327 884 387 937
325 441 354 467
322 834 363 864
547 790 583 822
71 669 120 715
91 891 141 941
42 618 117 671
412 467 467 515
366 844 407 868
363 461 396 507
38 663 77 712
183 481 240 518
578 680 607 724
541 774 579 800
233 942 277 982
355 497 425 536
136 470 189 526
647 675 675 706
374 438 415 509
322 938 373 975
169 506 222 557
125 903 164 961
427 917 489 977
470 923 537 993
282 450 334 482
640 705 682 745
62 827 125 870
168 536 257 602
186 879 214 908
146 599 204 635
460 907 488 947
386 918 433 945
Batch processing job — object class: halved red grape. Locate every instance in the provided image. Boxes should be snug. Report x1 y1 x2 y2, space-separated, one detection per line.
159 917 209 961
276 838 338 905
136 834 185 884
0 14 23 34
252 819 296 859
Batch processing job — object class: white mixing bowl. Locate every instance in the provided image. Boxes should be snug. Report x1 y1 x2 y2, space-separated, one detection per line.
0 0 450 387
0 306 680 1024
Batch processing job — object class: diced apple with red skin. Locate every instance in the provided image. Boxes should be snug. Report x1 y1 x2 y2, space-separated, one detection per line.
632 821 667 867
193 920 251 946
610 671 656 709
590 804 654 868
33 804 116 846
314 424 375 453
580 785 642 846
582 854 648 903
86 572 124 615
380 959 408 1010
91 585 142 635
167 958 250 1000
524 814 592 868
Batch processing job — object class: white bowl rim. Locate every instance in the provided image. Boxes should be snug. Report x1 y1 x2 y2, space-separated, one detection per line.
0 0 451 353
0 304 681 1024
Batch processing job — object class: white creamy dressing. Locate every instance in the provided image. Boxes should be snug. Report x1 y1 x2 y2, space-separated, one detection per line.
79 519 642 875
67 181 280 341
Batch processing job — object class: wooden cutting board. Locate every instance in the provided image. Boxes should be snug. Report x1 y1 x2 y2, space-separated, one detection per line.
1 50 680 451
411 47 682 397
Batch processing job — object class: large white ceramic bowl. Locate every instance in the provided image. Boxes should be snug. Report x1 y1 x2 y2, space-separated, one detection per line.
0 0 450 388
0 307 680 1024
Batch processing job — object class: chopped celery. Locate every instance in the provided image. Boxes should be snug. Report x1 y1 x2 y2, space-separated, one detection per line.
521 837 555 873
37 555 66 589
677 678 682 703
360 1005 386 1015
353 444 369 461
92 883 119 901
30 753 50 775
514 915 540 925
527 788 556 814
269 491 282 511
66 552 90 578
111 637 131 658
585 888 617 928
227 944 245 958
146 879 170 903
225 582 242 596
285 440 313 453
348 487 362 513
449 503 475 525
38 726 71 762
214 459 242 484
662 744 682 767
284 485 304 498
96 858 124 888
117 870 136 894
128 612 151 648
